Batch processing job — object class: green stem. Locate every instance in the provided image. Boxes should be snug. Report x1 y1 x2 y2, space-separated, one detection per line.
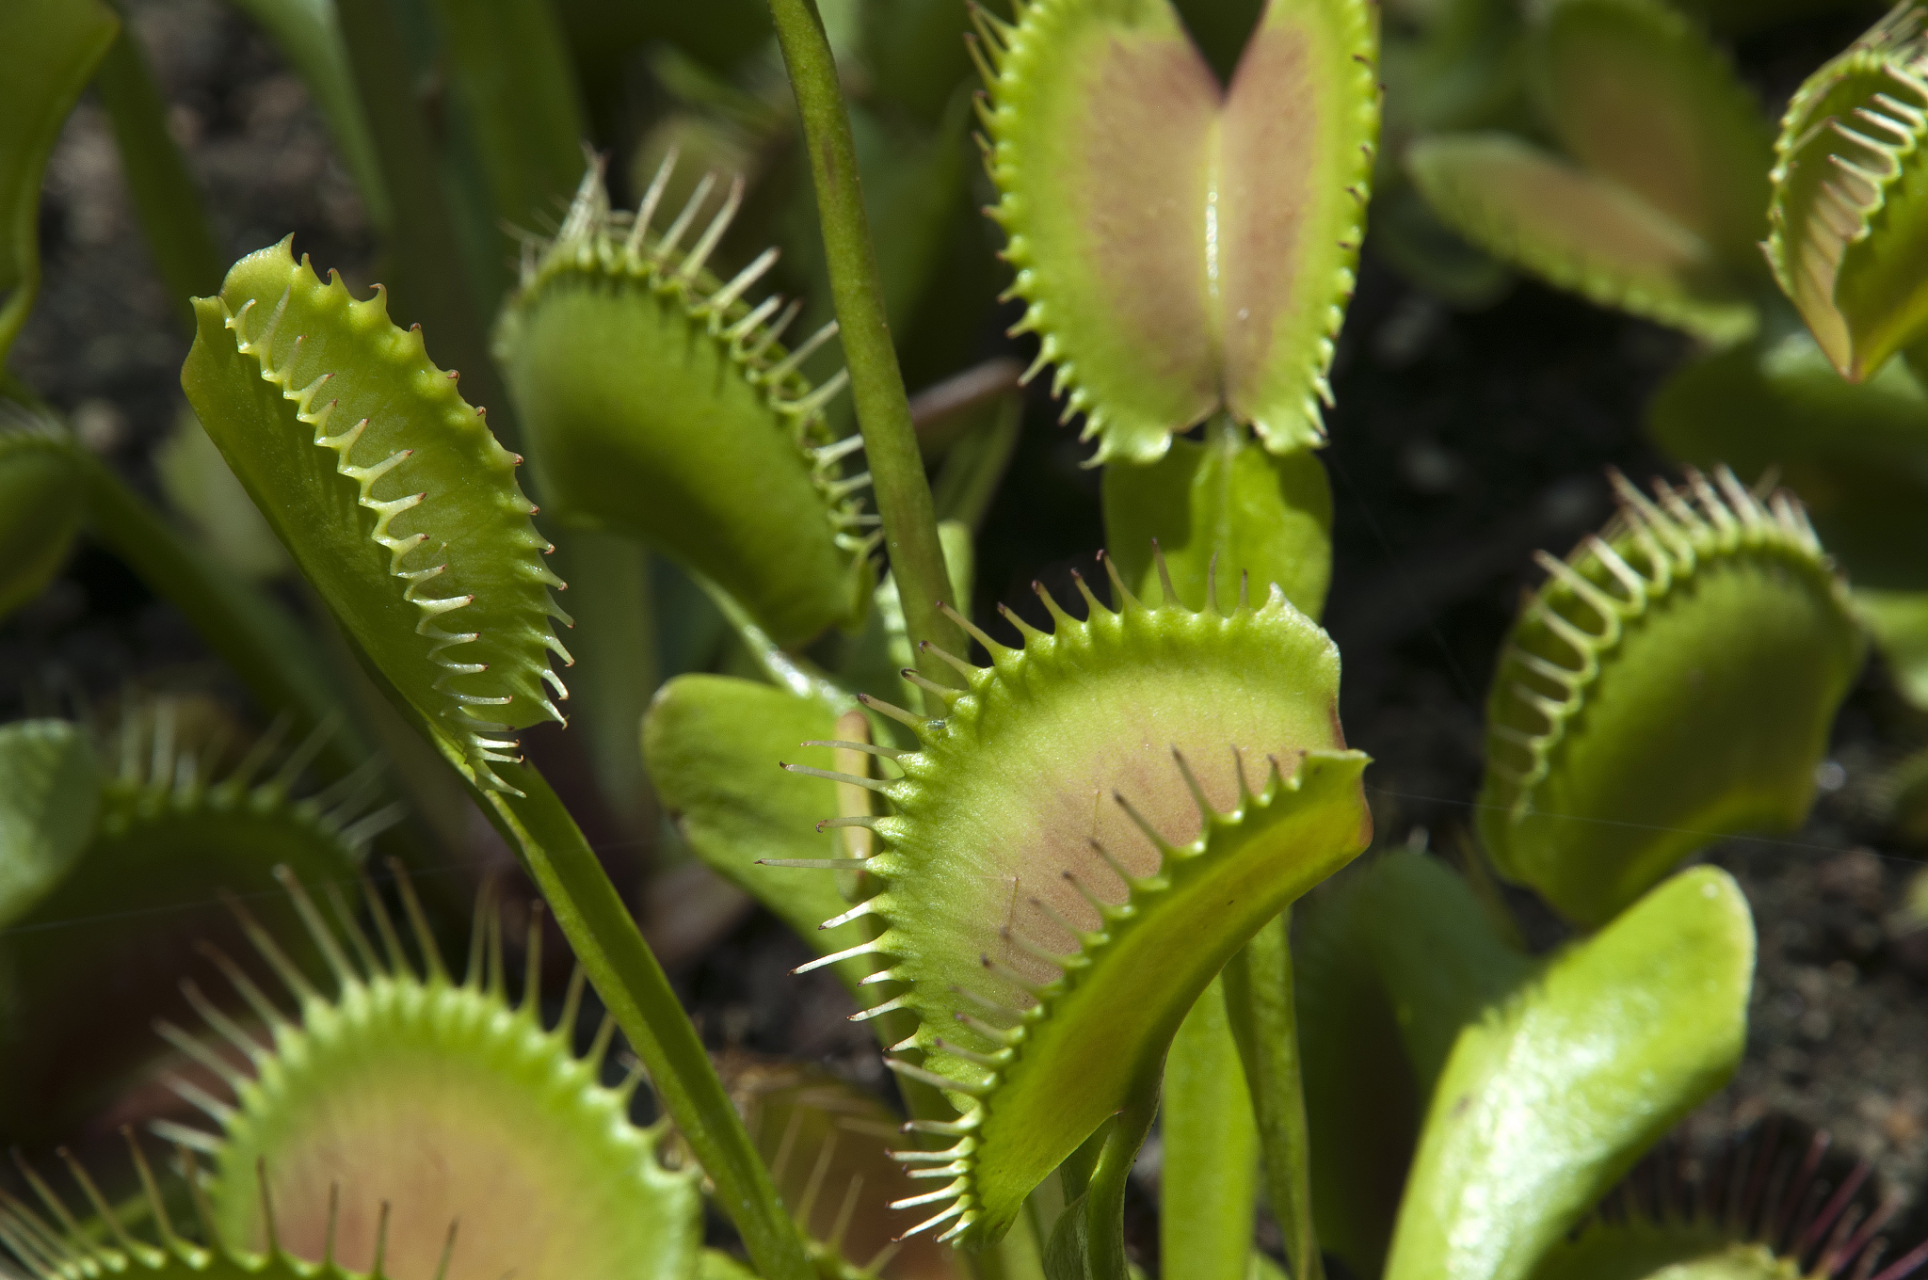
377 695 814 1280
333 0 516 443
474 763 814 1280
92 20 224 321
1046 1077 1160 1280
74 449 369 780
1162 976 1261 1280
693 572 857 715
1223 912 1324 1280
764 0 962 707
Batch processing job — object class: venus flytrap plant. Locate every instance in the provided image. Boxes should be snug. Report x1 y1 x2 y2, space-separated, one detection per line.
1766 3 1928 382
776 564 1371 1247
0 704 397 1144
175 873 704 1280
1478 468 1862 926
3 871 704 1280
969 0 1380 463
494 159 878 647
8 3 1924 1279
1406 0 1772 344
177 240 816 1280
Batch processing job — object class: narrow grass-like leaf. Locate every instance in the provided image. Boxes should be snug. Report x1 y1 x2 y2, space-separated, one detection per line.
1161 977 1260 1280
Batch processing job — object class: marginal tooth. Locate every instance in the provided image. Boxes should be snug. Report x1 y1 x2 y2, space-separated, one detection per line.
726 294 783 344
627 145 680 256
890 1177 969 1210
679 174 744 281
781 761 895 793
778 368 851 420
885 1059 988 1097
765 320 841 384
708 246 780 315
654 171 717 262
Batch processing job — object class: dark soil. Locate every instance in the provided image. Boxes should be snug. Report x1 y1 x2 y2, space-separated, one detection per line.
11 0 1928 1269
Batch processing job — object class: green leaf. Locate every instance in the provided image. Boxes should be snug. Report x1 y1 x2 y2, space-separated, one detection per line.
1533 0 1772 270
1477 469 1862 928
1222 915 1319 1280
1647 325 1928 591
493 166 876 647
1384 866 1756 1280
0 416 84 619
181 240 573 794
1294 853 1530 1278
0 719 99 929
818 572 1371 1246
1161 977 1260 1280
1102 419 1332 619
1406 133 1757 342
1766 7 1928 380
641 674 876 997
977 0 1380 461
0 0 119 363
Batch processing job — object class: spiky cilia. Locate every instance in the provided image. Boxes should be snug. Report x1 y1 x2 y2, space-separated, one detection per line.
780 557 1370 1245
182 241 574 794
1767 3 1928 380
156 871 703 1280
2 1134 427 1280
1532 1118 1928 1280
1478 467 1862 927
969 0 1379 463
0 703 398 1140
494 158 878 647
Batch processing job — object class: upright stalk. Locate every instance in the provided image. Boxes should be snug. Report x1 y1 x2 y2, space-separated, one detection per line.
1224 912 1324 1280
765 0 963 704
391 702 816 1280
1045 1076 1160 1280
92 20 224 321
1162 976 1262 1280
